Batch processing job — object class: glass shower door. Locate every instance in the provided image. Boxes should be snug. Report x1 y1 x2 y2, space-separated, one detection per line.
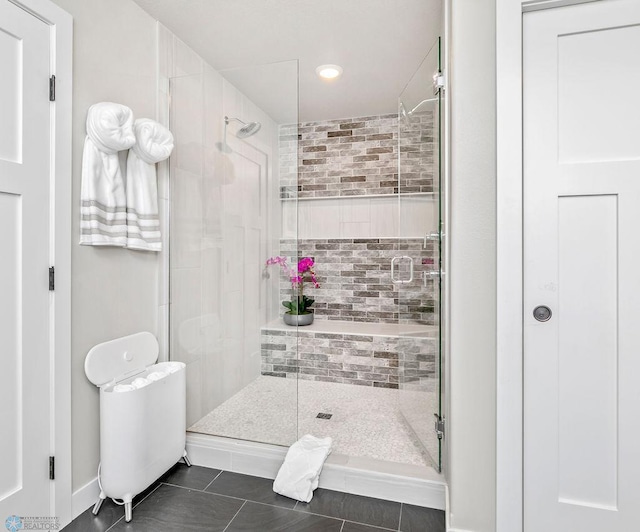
397 38 443 471
168 55 300 448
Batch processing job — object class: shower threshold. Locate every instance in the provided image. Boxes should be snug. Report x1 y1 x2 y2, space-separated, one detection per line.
186 376 444 509
184 432 446 510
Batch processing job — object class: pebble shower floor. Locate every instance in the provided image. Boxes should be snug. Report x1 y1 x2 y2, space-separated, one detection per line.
188 376 434 467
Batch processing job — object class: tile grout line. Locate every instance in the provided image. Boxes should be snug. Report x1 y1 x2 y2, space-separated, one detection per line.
213 495 392 531
104 512 125 532
202 469 225 492
99 471 403 532
342 519 397 531
158 480 299 513
99 483 398 532
103 483 164 532
132 483 163 509
161 481 248 503
222 500 247 532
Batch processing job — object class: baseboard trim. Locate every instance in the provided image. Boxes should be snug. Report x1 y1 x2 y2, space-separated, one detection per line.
71 476 99 519
186 433 446 510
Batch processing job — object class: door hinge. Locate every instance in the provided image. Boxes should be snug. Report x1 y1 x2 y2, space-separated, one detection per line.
433 70 445 95
434 414 445 440
49 75 56 102
49 267 55 291
49 456 55 480
424 231 445 247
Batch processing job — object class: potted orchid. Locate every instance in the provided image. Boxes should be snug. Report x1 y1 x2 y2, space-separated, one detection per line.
266 255 319 326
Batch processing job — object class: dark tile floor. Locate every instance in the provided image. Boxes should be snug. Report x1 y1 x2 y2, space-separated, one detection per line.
62 464 445 532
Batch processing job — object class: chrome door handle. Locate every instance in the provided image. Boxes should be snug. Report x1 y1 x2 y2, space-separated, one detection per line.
391 256 399 283
406 256 414 283
391 256 414 284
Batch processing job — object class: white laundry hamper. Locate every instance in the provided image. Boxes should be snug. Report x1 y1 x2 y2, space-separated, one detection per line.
84 332 190 523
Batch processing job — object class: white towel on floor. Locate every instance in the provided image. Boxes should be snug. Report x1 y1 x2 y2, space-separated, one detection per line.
80 102 136 246
126 119 174 251
273 434 332 503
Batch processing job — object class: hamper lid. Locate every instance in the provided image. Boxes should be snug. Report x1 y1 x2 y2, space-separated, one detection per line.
84 332 159 386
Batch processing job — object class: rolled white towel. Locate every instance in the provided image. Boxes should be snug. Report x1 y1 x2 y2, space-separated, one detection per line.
164 362 184 374
113 384 135 393
80 102 136 247
131 377 150 389
147 371 169 382
273 434 332 503
126 119 174 252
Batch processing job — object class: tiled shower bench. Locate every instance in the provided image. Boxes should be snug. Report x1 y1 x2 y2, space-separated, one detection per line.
260 319 438 389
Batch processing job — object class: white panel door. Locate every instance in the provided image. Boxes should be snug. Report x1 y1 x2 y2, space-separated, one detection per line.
524 2 640 531
0 0 52 519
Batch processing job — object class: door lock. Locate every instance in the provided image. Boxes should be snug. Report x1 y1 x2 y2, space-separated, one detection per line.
533 305 552 322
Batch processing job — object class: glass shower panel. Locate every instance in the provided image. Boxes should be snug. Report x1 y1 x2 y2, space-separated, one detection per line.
397 38 443 471
168 59 299 447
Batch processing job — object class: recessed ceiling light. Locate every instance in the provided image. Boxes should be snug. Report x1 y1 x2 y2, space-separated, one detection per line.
316 64 343 80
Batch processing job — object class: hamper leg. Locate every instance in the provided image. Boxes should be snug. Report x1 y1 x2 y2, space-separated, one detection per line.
124 499 133 522
182 450 192 467
92 492 106 516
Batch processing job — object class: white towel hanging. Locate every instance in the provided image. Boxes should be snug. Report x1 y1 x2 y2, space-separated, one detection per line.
80 102 136 247
126 119 174 252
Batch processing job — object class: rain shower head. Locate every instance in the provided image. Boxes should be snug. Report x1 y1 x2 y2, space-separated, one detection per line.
225 116 262 139
237 121 261 139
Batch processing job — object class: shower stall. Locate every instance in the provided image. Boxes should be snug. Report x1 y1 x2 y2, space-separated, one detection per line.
162 26 444 491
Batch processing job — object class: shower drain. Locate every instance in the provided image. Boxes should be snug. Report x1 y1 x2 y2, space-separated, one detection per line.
316 413 332 420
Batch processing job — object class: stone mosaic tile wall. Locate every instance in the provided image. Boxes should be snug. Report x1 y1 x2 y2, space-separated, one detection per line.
278 238 437 325
279 112 434 199
399 110 436 195
261 328 436 389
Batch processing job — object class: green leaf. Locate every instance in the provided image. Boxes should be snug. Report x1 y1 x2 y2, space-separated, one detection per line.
283 298 302 314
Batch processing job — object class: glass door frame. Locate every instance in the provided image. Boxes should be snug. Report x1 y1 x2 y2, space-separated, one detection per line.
397 36 444 472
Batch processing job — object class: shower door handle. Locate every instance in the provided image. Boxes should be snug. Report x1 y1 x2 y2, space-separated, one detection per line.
391 256 414 284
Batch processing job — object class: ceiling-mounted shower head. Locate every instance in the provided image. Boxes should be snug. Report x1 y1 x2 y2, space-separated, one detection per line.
225 116 262 139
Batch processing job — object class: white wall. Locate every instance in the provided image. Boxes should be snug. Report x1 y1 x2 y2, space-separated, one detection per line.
448 0 497 530
51 0 160 492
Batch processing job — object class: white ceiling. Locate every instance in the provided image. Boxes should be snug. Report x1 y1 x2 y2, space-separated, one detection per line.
133 0 443 123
